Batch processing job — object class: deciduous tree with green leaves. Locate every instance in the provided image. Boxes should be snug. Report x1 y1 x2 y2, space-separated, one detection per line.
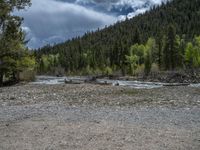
185 36 200 68
144 38 156 76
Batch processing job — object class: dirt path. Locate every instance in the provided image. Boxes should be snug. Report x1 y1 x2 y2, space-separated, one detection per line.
0 84 200 150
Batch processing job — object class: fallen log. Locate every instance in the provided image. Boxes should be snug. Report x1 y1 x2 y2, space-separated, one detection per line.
84 76 97 83
64 79 83 84
95 80 112 86
163 83 190 87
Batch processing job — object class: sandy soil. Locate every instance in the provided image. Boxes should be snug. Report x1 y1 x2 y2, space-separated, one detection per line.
0 84 200 150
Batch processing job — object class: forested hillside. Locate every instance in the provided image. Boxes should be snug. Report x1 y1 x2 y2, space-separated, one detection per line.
35 0 200 76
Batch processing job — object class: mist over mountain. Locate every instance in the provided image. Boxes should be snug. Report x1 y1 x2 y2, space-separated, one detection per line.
15 0 167 48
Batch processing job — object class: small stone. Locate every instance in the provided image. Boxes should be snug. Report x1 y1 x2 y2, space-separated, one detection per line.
9 96 15 100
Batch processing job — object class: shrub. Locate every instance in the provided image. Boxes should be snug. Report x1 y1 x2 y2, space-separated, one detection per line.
103 66 113 76
93 68 102 76
82 65 93 75
135 64 145 76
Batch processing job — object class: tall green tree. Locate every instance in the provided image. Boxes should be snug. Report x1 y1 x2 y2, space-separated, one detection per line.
144 38 156 76
155 31 165 69
132 26 141 45
163 24 177 70
0 0 32 85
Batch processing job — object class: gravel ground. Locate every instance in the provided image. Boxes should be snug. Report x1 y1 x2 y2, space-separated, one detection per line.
0 84 200 150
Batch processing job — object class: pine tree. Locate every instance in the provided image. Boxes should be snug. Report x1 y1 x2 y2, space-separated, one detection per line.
163 24 176 70
132 26 141 45
156 31 164 69
0 0 32 85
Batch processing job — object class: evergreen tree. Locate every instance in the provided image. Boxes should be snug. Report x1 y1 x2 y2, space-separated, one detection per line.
163 24 177 70
0 0 33 85
132 26 141 44
155 31 165 69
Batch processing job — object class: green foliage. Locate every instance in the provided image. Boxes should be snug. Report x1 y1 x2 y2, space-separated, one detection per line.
144 38 155 76
185 42 193 64
126 38 155 76
17 55 36 71
37 54 62 74
130 44 145 65
103 66 113 76
0 0 33 85
82 65 93 75
125 54 138 75
125 43 147 75
34 0 200 76
162 25 184 70
184 37 200 68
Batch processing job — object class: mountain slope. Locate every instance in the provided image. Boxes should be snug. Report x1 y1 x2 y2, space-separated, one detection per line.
36 0 200 73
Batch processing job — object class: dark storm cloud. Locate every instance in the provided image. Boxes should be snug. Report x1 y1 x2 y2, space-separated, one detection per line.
16 0 167 48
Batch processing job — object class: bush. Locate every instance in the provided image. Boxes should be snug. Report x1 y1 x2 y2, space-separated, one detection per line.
103 66 113 76
93 68 102 76
135 65 145 76
81 65 93 75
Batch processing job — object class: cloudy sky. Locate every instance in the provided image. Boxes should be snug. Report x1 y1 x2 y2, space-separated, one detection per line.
15 0 167 49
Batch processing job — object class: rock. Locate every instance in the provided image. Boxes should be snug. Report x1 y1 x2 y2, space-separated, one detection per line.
9 96 15 100
114 82 120 86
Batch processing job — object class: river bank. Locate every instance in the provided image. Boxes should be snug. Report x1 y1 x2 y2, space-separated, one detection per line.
1 83 200 107
0 83 200 149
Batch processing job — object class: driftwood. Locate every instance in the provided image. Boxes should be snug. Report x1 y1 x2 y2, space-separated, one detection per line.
64 79 83 84
84 76 112 85
163 83 190 87
64 76 113 86
84 76 97 83
95 81 112 86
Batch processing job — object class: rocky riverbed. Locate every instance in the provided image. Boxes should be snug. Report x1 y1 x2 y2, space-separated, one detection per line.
0 83 200 149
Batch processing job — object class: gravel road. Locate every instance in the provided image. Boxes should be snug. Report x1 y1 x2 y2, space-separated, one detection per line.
0 84 200 150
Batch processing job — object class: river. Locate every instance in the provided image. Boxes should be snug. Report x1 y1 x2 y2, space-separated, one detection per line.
32 76 200 89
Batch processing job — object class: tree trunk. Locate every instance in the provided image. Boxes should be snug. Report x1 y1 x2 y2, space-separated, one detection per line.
12 72 16 81
0 73 3 86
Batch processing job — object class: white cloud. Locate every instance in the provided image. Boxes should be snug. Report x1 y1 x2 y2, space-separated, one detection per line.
16 0 117 48
116 0 168 20
16 0 167 48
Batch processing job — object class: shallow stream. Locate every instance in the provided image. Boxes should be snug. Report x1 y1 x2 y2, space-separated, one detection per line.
32 76 200 89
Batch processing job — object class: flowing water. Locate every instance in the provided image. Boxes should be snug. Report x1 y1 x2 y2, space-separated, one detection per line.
32 76 200 89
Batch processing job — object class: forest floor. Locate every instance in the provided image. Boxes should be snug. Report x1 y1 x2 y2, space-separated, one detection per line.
0 84 200 150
